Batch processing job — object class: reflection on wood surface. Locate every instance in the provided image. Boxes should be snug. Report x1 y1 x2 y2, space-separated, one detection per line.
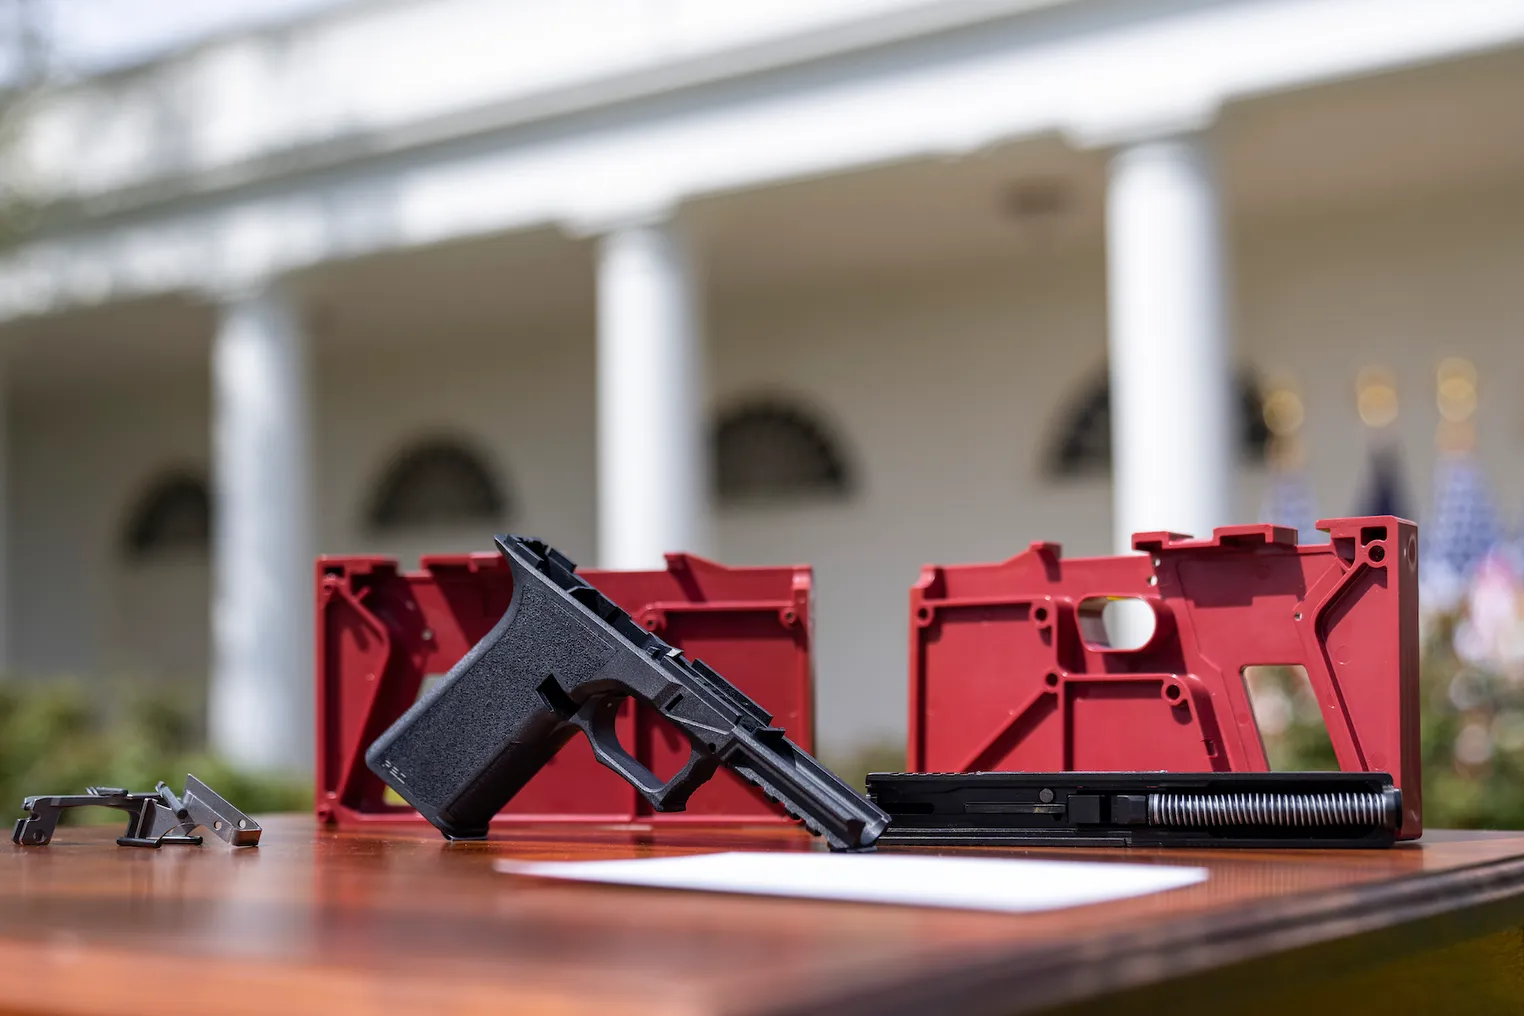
3 817 1524 1015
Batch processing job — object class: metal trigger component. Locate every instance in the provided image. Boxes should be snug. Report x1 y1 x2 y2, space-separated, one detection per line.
12 775 261 849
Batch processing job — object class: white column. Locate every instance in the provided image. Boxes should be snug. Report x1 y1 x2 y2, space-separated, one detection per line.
1106 134 1234 553
595 219 709 569
210 282 313 772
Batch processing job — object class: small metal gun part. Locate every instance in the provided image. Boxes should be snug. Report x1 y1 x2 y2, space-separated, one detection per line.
13 774 261 848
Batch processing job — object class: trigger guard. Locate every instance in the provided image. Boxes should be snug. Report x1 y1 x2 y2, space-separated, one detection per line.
570 695 720 811
650 745 721 812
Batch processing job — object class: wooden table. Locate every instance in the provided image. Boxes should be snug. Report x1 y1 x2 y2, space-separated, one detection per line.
3 816 1524 1015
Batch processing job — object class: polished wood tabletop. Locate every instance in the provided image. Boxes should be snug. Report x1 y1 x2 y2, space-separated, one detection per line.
4 816 1524 1015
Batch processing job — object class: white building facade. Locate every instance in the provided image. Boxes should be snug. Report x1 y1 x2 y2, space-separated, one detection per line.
3 0 1524 768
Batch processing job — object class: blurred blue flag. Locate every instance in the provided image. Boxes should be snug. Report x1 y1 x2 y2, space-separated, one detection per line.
1260 467 1325 544
1421 452 1502 614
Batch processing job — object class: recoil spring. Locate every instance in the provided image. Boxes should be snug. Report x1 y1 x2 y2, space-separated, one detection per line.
1148 790 1397 830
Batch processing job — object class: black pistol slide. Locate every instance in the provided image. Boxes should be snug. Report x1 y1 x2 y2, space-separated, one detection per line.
867 771 1402 848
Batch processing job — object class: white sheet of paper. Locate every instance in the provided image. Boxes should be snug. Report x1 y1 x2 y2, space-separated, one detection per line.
496 851 1207 914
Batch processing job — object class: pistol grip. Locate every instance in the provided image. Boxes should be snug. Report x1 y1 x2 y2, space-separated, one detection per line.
567 694 720 812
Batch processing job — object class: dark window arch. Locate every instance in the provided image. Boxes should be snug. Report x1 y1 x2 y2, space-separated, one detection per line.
1046 370 1270 477
124 472 211 559
367 439 509 532
713 399 853 505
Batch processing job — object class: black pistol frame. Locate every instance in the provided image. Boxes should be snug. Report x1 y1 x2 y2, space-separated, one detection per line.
366 535 888 851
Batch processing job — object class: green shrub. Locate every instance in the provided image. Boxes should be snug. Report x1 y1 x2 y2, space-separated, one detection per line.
1414 613 1524 830
0 679 310 825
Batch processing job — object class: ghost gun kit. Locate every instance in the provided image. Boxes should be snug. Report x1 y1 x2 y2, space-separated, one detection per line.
13 775 261 848
316 544 817 827
909 516 1422 840
868 771 1403 848
365 535 889 851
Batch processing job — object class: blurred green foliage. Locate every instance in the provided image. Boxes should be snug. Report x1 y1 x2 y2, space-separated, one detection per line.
1414 613 1524 830
1241 665 1339 772
1 679 311 825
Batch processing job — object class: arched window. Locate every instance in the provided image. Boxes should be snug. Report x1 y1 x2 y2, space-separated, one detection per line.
367 439 509 532
1045 371 1270 477
124 473 211 559
713 399 853 505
